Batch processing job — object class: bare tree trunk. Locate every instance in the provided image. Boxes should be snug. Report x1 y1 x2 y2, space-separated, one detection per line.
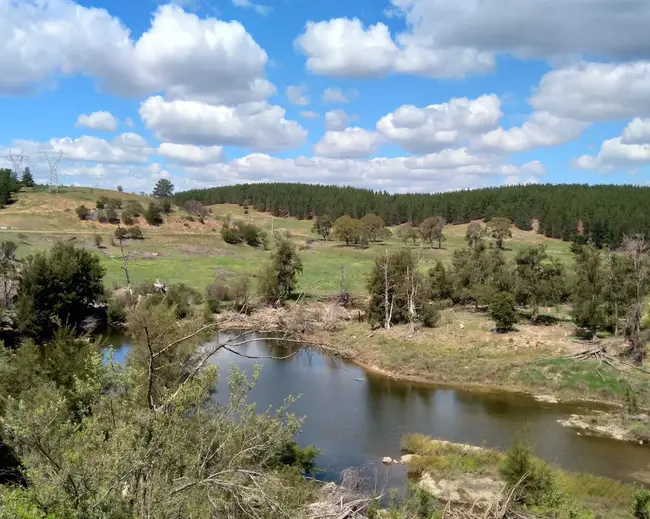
383 250 391 330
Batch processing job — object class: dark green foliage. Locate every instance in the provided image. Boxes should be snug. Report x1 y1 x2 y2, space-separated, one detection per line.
117 185 123 192
121 208 136 225
572 245 607 337
420 302 440 328
144 202 164 226
106 295 128 328
14 243 105 341
489 292 518 332
105 207 119 224
93 234 103 248
515 245 566 318
106 197 122 210
75 204 90 220
634 490 650 519
173 183 650 248
487 217 513 249
451 244 511 307
499 436 554 505
95 196 108 209
153 178 175 198
20 167 35 188
166 283 203 319
428 260 454 301
160 198 173 214
419 215 446 248
258 237 303 304
277 441 320 474
114 226 128 241
96 210 108 223
0 168 19 208
221 220 267 247
333 215 365 245
127 226 144 240
311 214 333 240
126 200 144 217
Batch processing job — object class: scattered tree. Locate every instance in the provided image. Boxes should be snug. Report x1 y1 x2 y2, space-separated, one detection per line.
221 219 267 247
114 226 128 241
153 178 174 198
160 198 173 214
0 240 19 308
258 236 303 304
465 221 485 248
127 226 144 240
144 202 164 226
361 213 386 242
489 291 518 332
117 184 123 192
571 245 607 339
312 214 333 240
20 167 35 188
93 234 103 248
126 199 145 216
487 217 513 249
419 216 446 249
0 168 20 207
121 208 136 225
428 260 454 301
621 235 650 364
14 243 105 340
75 204 90 220
95 196 108 209
396 223 419 246
105 206 119 224
333 215 365 245
106 197 122 210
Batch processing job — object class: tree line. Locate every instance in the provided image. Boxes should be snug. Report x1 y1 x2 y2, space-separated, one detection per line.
173 182 650 248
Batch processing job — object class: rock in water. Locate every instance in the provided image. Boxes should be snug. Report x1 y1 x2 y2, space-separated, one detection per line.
382 457 393 465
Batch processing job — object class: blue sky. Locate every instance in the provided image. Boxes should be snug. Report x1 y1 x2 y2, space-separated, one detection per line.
1 0 649 194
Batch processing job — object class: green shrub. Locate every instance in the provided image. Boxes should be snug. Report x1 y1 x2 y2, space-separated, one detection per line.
117 185 123 192
489 291 518 332
105 207 119 224
75 205 90 220
499 437 553 505
96 196 109 209
114 227 128 241
107 295 128 328
420 302 440 328
127 226 144 240
277 441 320 474
144 202 164 226
107 197 122 210
93 234 103 248
121 209 135 226
635 490 650 519
205 297 221 315
126 200 144 217
207 280 232 301
166 283 203 319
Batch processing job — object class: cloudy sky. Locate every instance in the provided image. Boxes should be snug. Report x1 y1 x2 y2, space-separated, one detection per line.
1 0 649 194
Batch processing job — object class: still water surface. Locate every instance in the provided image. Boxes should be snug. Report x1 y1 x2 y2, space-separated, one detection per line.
110 335 650 488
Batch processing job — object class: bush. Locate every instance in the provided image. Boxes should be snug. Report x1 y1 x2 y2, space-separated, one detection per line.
144 202 164 226
96 196 109 209
205 297 221 315
126 200 144 217
107 197 122 210
220 220 267 247
96 210 108 223
489 291 518 332
127 226 144 240
160 198 172 214
635 490 650 519
105 207 119 224
75 205 90 220
114 227 128 241
117 185 123 192
107 295 128 328
420 302 440 328
166 283 204 319
121 209 136 225
93 234 103 248
499 437 553 505
207 280 232 302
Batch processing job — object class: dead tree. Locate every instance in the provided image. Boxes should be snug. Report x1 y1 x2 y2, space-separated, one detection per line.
382 250 395 330
622 235 649 364
405 252 422 334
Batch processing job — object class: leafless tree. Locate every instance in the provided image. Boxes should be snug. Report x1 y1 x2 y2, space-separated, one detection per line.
405 252 422 334
382 250 395 330
622 235 650 364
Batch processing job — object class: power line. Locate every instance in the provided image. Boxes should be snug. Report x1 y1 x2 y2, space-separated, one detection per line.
42 150 64 193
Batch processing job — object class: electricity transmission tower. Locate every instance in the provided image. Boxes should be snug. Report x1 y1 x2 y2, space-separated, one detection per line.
7 149 26 179
92 169 104 189
43 150 63 193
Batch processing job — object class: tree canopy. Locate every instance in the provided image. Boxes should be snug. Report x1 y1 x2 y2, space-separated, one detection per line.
152 178 174 199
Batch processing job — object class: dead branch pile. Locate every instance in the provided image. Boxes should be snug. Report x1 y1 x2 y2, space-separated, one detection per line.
305 468 380 519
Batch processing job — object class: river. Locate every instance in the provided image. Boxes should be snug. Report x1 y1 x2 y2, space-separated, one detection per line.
109 334 650 489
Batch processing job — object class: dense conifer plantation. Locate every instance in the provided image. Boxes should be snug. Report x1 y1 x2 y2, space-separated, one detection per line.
174 183 650 248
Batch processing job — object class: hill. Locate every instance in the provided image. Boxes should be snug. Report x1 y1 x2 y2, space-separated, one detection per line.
0 186 571 295
174 182 650 248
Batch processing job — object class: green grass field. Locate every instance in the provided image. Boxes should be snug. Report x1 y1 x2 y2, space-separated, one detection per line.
0 186 573 297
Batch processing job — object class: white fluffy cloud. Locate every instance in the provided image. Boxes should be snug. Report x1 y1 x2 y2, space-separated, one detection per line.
574 119 650 170
325 109 355 130
75 111 118 132
299 111 320 119
322 88 351 103
157 143 225 165
295 18 493 78
476 112 588 153
181 150 545 193
0 1 274 103
313 128 382 158
531 62 650 122
139 96 307 152
51 133 150 164
377 95 502 153
286 85 310 106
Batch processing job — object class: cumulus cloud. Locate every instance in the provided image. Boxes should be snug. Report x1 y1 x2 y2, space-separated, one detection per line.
573 119 650 170
75 111 118 132
139 96 307 152
157 143 225 165
322 88 351 103
299 111 320 119
0 1 274 104
286 85 310 106
313 128 382 158
476 112 588 153
531 61 650 122
295 18 493 78
325 109 356 130
377 95 502 153
232 0 272 16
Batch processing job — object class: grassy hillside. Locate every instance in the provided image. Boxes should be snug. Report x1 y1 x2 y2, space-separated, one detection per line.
0 187 572 296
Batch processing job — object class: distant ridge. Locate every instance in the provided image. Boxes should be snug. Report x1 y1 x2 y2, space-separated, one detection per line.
174 183 650 248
